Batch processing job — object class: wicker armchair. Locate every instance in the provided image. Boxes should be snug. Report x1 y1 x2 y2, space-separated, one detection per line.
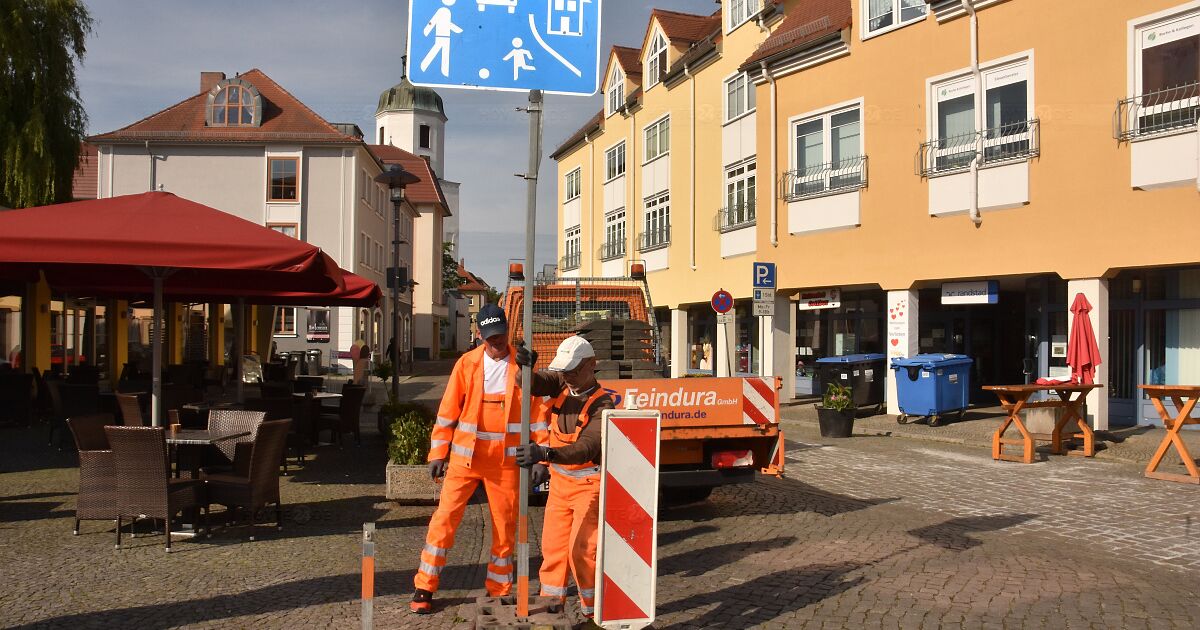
67 413 119 535
203 419 291 540
246 396 299 474
205 409 266 475
105 426 207 552
115 393 144 426
316 384 366 446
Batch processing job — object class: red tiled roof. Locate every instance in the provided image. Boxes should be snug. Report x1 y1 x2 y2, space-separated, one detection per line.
550 109 604 160
366 144 448 210
71 142 98 200
742 0 852 68
652 9 721 44
613 46 643 78
456 260 490 293
88 69 361 145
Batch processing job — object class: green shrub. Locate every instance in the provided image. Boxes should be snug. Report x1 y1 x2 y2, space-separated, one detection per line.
372 361 395 381
822 382 855 413
388 411 434 465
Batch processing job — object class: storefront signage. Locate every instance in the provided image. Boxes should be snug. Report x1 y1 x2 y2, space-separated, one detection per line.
306 309 331 343
796 288 841 311
941 281 999 305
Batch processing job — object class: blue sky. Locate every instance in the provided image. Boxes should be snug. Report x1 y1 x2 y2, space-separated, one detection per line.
77 0 716 290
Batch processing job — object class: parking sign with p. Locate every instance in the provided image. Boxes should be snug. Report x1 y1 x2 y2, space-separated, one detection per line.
753 262 776 290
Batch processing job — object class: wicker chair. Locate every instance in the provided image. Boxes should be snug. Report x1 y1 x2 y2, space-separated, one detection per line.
115 393 144 426
46 381 99 449
67 413 119 535
205 409 266 475
203 419 291 540
316 384 367 446
105 426 207 552
246 397 299 474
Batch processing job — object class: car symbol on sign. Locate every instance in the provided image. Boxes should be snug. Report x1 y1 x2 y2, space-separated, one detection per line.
478 0 518 13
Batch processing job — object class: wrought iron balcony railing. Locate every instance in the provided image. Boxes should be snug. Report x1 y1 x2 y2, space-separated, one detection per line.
599 239 626 261
717 202 756 232
1114 83 1199 141
637 225 671 251
560 251 580 271
916 119 1040 177
781 155 868 202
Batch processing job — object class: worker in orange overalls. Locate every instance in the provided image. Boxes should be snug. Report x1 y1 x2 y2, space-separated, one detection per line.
410 304 550 614
514 335 614 622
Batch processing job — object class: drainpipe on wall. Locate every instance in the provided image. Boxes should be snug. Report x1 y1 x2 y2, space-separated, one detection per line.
761 61 778 247
627 106 636 270
686 65 697 270
963 0 983 227
144 141 156 192
586 133 595 275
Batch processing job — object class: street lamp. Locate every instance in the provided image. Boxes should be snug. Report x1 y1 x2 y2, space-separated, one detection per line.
374 164 419 402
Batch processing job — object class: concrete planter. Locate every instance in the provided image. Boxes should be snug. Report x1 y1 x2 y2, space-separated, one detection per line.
385 462 440 504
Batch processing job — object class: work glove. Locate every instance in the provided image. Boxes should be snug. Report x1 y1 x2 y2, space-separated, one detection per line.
428 458 447 480
514 443 551 468
515 341 538 368
530 463 549 489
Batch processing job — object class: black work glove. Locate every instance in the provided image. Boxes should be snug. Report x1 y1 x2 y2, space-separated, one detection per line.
514 443 551 468
530 463 549 488
515 341 538 368
428 458 447 480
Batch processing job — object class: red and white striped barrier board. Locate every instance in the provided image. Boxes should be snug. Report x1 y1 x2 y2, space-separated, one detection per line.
742 377 777 426
594 408 661 630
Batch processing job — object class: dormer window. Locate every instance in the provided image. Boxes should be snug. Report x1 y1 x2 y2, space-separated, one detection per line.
647 32 668 87
205 78 263 127
607 68 625 116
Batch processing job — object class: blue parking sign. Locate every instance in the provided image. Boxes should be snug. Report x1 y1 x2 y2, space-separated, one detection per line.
753 262 776 290
406 0 603 96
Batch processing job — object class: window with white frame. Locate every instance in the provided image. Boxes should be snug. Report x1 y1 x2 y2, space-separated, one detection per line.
1127 10 1200 138
721 161 756 231
563 226 581 269
640 192 670 251
564 168 582 201
273 307 297 337
607 68 625 116
787 105 865 200
725 73 756 122
605 142 626 181
644 116 670 162
646 31 668 87
360 233 369 265
926 60 1034 174
602 209 626 260
864 0 927 37
728 0 756 31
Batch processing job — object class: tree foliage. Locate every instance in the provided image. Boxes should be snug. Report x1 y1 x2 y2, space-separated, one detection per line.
442 241 467 291
0 0 93 208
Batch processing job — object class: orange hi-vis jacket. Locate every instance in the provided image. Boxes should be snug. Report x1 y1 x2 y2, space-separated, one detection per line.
429 344 550 468
547 387 608 478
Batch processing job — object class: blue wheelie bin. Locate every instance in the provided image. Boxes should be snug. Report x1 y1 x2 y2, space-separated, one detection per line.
890 354 973 426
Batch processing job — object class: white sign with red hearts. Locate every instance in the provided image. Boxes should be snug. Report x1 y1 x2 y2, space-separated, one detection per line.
885 290 919 416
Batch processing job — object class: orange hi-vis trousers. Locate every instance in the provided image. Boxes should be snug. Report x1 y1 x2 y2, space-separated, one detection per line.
415 393 518 596
539 465 600 618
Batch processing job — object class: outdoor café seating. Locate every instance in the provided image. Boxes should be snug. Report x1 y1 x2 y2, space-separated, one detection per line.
106 425 208 552
316 383 366 446
67 414 119 535
115 393 144 426
202 419 291 541
202 409 266 476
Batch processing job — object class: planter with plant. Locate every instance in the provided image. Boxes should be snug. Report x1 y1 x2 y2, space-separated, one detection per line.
383 400 439 503
816 382 856 438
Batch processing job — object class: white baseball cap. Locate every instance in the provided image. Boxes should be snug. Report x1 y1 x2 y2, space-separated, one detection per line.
548 335 596 372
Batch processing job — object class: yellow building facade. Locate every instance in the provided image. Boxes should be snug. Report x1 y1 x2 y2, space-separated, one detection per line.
554 0 1200 429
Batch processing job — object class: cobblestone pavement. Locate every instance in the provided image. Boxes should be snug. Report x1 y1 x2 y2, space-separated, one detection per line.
2 373 1198 628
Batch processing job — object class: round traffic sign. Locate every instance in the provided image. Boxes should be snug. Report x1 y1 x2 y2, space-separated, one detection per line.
711 289 733 314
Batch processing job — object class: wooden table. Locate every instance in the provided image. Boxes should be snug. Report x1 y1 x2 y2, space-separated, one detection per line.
1139 385 1200 484
983 384 1102 464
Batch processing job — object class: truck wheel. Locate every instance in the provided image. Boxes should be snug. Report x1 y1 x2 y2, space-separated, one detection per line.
662 487 713 505
897 414 909 425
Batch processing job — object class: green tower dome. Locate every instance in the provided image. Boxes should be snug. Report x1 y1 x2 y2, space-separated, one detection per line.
377 78 445 116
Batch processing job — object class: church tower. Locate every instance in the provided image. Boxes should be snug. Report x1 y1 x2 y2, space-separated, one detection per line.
375 77 447 179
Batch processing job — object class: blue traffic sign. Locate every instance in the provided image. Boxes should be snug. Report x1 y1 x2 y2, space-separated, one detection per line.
406 0 603 96
752 262 776 290
711 290 733 314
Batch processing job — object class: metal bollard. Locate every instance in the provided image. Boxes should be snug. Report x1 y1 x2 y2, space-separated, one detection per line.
362 522 375 630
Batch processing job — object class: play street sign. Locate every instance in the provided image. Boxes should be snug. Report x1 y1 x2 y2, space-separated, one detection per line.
406 0 603 96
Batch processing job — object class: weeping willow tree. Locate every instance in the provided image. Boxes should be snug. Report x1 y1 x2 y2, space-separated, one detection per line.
0 0 93 208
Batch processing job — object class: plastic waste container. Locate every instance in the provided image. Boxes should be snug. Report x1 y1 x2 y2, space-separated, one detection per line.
890 354 973 426
815 353 887 414
305 349 323 375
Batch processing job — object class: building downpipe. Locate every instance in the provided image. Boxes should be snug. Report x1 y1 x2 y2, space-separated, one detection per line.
686 65 697 270
761 61 778 247
963 0 983 227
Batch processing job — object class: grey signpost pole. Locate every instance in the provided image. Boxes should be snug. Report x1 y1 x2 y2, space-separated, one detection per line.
517 88 543 617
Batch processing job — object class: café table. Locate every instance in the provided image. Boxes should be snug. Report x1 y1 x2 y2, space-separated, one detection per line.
982 383 1102 464
1139 385 1200 484
292 392 342 401
166 428 250 478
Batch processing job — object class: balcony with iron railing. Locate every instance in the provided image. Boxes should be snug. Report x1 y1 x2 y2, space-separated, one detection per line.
1114 83 1199 141
781 155 868 202
717 202 756 232
637 225 671 252
917 119 1040 177
560 251 581 271
599 239 626 261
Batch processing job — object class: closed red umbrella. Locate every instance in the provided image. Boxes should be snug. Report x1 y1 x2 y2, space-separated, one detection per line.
1067 293 1102 385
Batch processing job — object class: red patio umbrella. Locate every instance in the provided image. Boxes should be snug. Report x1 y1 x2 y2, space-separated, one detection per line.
1067 293 1103 385
0 191 347 424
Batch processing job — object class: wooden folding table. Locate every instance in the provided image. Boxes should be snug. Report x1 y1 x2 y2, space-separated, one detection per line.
983 384 1101 464
1139 385 1200 484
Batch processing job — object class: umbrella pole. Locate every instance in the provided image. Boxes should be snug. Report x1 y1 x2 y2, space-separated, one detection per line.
152 276 163 427
236 299 245 404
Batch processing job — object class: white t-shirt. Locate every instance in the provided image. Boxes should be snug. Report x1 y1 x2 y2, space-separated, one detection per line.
482 351 509 395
